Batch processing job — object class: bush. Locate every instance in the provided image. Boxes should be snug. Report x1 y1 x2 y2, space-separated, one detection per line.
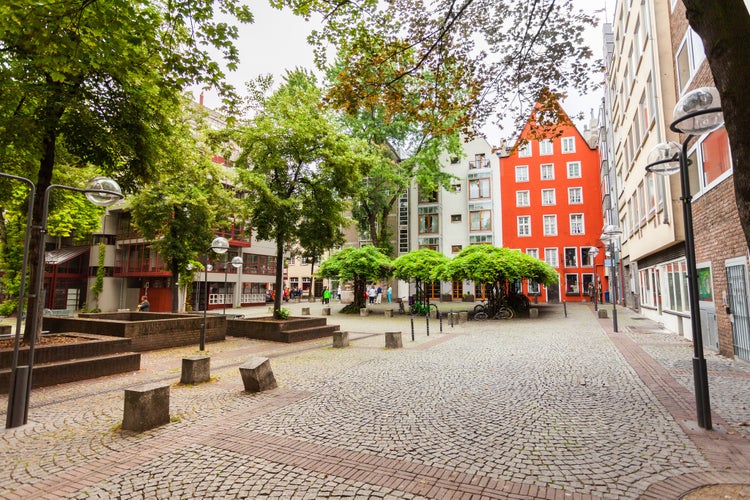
277 307 290 320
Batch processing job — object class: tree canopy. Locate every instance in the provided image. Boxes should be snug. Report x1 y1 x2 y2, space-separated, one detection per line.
318 246 393 311
392 248 450 284
436 245 558 287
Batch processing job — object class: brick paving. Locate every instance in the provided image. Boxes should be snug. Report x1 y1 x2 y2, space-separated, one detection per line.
1 302 750 499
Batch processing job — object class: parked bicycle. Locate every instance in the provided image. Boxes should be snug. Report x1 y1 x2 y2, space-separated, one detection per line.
410 300 438 316
473 299 513 320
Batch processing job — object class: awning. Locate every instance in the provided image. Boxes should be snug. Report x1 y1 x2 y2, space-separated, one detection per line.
45 246 90 265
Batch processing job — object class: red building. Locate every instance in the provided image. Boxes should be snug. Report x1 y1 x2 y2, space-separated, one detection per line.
500 98 606 303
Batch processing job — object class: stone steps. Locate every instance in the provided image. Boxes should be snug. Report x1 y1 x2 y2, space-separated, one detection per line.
228 317 340 343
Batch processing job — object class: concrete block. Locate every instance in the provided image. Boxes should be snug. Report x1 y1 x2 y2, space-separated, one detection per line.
385 331 402 349
239 357 278 392
122 383 170 432
333 331 349 348
598 309 608 319
458 311 468 324
360 308 369 317
322 307 331 316
301 307 311 315
384 310 393 318
529 308 539 319
180 356 210 384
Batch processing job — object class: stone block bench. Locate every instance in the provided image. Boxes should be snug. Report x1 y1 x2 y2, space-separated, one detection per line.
122 383 170 432
385 331 402 349
180 356 210 384
333 331 349 348
239 357 278 392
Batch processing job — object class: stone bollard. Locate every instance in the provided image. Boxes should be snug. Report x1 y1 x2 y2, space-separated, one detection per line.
239 357 278 393
360 308 369 317
385 331 403 349
598 309 608 319
529 308 539 319
122 383 170 432
180 356 210 384
458 311 468 324
301 307 311 315
322 307 331 316
333 331 349 348
384 309 393 318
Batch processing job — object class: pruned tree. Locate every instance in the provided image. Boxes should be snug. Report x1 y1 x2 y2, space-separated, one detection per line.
392 248 450 302
318 246 393 312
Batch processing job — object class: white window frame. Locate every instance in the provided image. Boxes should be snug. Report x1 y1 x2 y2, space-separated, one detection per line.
541 188 556 206
526 248 539 259
516 190 530 207
517 216 531 237
568 187 583 204
544 248 559 267
570 213 584 235
543 215 557 236
540 163 555 180
539 139 554 156
518 142 532 157
561 137 576 154
567 161 582 179
515 165 529 182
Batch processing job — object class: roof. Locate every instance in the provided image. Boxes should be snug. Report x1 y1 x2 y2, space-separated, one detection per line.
45 246 90 266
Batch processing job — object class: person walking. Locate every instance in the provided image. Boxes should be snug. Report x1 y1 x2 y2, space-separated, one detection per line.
376 284 382 304
368 285 377 304
387 285 392 304
322 286 331 305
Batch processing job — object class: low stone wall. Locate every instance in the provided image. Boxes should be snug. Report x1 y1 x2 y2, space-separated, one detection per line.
43 313 226 351
228 317 338 343
0 333 132 368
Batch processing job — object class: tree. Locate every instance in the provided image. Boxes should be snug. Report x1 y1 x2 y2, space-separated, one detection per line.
231 70 363 318
392 248 450 301
128 104 235 312
436 245 557 313
0 0 252 339
682 1 750 252
318 246 393 311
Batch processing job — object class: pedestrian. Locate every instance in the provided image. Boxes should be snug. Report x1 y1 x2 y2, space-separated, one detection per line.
322 286 331 305
368 285 377 304
387 285 392 304
376 284 382 304
337 285 341 301
137 295 150 312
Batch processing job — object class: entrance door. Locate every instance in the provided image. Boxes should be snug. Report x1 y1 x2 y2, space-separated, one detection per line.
547 283 560 303
727 262 750 361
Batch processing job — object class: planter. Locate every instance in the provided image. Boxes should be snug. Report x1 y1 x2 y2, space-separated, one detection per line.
462 294 475 302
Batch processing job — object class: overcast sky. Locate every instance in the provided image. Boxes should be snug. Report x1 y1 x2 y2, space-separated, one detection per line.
194 0 617 147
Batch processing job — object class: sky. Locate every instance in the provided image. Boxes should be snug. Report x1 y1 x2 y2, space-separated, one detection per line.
193 0 618 147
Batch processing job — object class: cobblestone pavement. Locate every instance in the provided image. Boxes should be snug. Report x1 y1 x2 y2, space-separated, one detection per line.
2 302 750 499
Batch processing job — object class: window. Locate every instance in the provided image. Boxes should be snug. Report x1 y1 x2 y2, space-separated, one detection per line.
451 183 462 192
665 260 689 312
517 216 531 237
543 215 557 236
676 28 706 93
470 210 492 231
540 163 555 180
561 137 575 153
539 139 553 155
570 214 584 235
516 190 530 207
541 189 556 206
565 274 580 295
419 214 438 234
518 142 531 157
581 246 596 267
450 156 460 164
471 153 489 169
450 214 462 223
701 127 732 186
526 248 539 259
469 178 491 198
419 186 438 203
544 248 559 267
567 161 581 178
469 234 493 244
568 187 583 204
528 280 540 295
515 165 529 182
564 248 578 267
451 245 462 254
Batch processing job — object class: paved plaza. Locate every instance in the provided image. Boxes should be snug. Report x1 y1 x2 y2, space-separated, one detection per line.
2 302 750 499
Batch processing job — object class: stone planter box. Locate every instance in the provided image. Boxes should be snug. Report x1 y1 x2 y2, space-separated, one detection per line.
462 295 475 302
227 317 339 343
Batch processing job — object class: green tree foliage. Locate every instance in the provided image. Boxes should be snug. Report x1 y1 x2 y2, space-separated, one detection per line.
231 70 365 318
318 246 393 311
129 103 235 312
392 248 449 284
0 0 251 337
437 245 557 312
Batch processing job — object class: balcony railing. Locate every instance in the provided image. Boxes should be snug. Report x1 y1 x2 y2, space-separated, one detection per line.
469 158 491 169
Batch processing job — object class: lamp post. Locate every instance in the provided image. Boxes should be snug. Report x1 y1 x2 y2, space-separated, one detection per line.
200 236 229 351
223 255 243 315
600 225 622 333
645 86 723 431
589 246 600 311
5 176 122 428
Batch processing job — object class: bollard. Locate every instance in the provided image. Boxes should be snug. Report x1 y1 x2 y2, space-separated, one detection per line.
239 357 278 392
410 315 415 341
333 331 349 348
360 308 369 317
301 307 311 315
122 383 170 432
529 308 539 319
425 312 430 336
439 311 443 333
180 356 210 384
563 302 567 318
385 331 403 349
384 309 393 318
322 307 331 316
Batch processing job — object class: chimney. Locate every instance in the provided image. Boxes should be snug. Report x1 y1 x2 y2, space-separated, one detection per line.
199 91 205 106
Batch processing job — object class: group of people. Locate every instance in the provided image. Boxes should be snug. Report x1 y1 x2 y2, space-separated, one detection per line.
366 283 392 304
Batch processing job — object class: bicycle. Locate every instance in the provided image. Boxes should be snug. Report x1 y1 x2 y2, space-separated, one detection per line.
410 300 438 316
473 300 514 320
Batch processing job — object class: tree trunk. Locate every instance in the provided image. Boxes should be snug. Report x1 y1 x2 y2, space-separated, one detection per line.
273 236 284 318
170 258 180 313
683 1 750 251
308 258 316 302
368 214 379 248
353 275 366 309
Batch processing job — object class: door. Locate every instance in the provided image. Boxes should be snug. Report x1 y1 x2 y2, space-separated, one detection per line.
726 262 750 361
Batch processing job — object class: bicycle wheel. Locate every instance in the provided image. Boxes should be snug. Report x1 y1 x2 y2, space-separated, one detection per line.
473 304 485 314
409 304 419 315
474 311 488 320
494 307 513 320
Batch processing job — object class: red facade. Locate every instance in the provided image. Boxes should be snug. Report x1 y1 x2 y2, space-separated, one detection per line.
500 102 605 303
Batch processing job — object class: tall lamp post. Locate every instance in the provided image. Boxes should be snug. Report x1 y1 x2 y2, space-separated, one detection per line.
5 176 122 428
645 86 723 430
200 236 229 351
600 225 622 333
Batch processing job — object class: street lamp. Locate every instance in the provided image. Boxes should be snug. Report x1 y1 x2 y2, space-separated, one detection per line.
5 176 122 428
645 86 723 430
600 224 622 333
223 255 243 315
200 236 229 351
